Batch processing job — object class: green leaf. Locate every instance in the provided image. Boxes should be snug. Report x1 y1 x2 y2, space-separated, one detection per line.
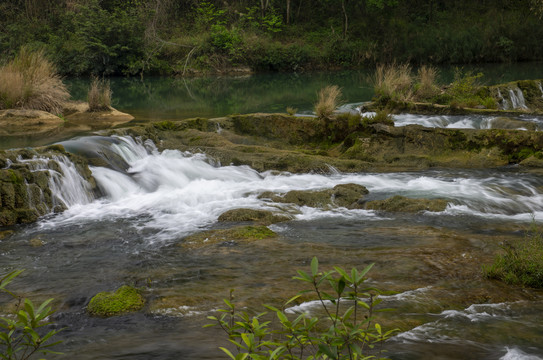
220 347 238 359
318 343 337 358
356 263 375 283
293 270 312 282
311 257 319 277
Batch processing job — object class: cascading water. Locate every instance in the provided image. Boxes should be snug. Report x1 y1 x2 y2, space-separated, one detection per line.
3 134 543 360
538 81 543 98
38 136 543 243
508 87 528 110
15 154 94 211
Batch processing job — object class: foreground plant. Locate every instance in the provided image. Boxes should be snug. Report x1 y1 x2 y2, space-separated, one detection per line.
484 221 543 288
206 257 397 359
0 270 62 360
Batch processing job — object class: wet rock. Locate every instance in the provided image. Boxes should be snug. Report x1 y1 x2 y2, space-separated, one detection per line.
0 147 95 227
218 208 291 224
365 195 448 213
489 117 538 130
181 225 277 249
259 183 369 209
87 285 145 317
0 230 14 240
29 237 44 247
332 183 370 208
0 109 64 136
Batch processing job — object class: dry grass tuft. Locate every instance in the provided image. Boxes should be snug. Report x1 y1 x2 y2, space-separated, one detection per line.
372 63 414 102
286 106 297 115
315 85 342 119
415 65 440 101
0 47 69 114
88 77 112 111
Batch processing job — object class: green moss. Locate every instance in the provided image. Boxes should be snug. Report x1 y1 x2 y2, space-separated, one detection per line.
87 285 145 317
153 120 180 131
218 208 291 224
365 195 448 213
232 226 276 240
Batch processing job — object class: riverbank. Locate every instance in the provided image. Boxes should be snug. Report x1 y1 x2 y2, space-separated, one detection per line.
2 1 543 76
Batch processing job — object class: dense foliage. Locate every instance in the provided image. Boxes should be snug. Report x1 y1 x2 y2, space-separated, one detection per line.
0 0 542 76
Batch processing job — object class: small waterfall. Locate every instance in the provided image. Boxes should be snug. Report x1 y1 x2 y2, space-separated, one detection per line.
508 88 528 110
18 154 94 210
497 88 510 110
48 155 94 208
538 81 543 98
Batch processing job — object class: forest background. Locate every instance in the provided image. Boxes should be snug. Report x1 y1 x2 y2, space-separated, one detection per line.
1 0 543 77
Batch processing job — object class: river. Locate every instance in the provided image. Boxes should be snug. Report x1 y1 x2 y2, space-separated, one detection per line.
2 66 543 359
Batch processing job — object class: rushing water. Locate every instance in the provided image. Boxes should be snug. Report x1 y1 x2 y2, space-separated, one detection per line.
2 67 543 359
1 135 543 359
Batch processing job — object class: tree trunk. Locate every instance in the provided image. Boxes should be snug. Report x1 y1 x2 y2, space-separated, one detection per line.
286 0 290 24
341 0 348 39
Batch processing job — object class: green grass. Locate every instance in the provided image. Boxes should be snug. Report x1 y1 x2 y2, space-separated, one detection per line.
484 222 543 288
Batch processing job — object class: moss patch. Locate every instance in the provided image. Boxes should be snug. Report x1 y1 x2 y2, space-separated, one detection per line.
87 285 145 317
365 195 448 213
259 183 368 209
182 225 277 249
218 208 291 224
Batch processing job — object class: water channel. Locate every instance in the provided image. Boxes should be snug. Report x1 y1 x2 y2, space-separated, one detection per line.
2 65 543 359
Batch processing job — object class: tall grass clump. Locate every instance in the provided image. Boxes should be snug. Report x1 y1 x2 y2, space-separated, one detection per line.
372 63 413 104
315 85 342 119
484 222 543 288
88 77 112 111
414 65 440 101
0 47 69 114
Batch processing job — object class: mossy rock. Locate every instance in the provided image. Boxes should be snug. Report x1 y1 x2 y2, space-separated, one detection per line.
332 184 369 208
87 285 145 317
218 208 291 224
365 195 448 213
182 225 277 249
258 183 368 209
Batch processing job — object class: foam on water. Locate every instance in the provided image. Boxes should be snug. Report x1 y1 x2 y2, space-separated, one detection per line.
501 347 543 360
38 136 543 241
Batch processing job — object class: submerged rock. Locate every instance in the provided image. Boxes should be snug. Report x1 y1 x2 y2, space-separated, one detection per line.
365 195 448 213
218 208 291 224
181 225 277 249
87 285 145 317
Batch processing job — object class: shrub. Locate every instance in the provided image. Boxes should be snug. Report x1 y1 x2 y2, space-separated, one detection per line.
372 63 413 104
363 110 395 126
0 47 69 114
206 257 397 359
87 77 112 111
315 85 342 119
286 106 297 115
484 222 543 288
0 270 63 359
